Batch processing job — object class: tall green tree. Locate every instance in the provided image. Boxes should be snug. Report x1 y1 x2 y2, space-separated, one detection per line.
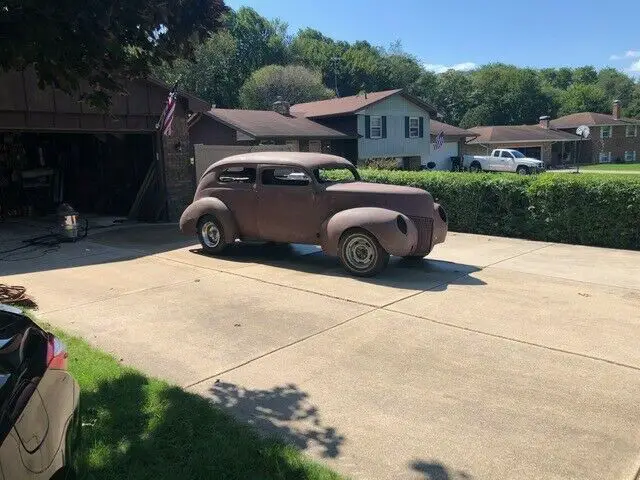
432 70 473 126
596 68 635 107
378 54 423 90
460 64 552 127
572 66 598 85
227 7 289 78
558 83 609 116
289 28 349 94
239 64 334 110
539 67 573 90
154 30 239 107
1 0 228 107
626 84 640 118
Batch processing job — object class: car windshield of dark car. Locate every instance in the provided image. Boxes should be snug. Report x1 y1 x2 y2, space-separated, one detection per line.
314 166 360 184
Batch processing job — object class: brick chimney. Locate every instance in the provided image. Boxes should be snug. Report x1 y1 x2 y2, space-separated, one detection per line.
612 100 621 120
272 97 291 116
539 115 550 129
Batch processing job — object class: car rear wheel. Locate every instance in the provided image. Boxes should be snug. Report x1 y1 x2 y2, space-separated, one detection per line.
338 229 389 277
469 162 481 173
197 215 227 254
516 165 529 175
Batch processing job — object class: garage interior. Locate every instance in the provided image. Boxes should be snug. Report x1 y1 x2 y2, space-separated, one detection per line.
0 131 155 220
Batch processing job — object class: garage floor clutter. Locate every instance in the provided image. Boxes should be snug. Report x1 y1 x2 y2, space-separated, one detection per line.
3 224 640 480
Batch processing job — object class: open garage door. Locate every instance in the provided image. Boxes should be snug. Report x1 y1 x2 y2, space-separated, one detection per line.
1 131 156 220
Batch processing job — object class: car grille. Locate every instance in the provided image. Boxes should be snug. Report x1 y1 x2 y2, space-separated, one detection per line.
410 216 433 254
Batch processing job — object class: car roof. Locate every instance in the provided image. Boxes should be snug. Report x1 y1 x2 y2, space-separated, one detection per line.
204 152 354 175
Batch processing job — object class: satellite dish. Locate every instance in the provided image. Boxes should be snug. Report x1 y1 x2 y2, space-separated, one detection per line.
576 125 590 139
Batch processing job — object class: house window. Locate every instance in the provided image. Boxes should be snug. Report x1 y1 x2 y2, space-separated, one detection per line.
599 152 612 163
600 126 612 139
285 140 299 151
370 116 382 139
624 151 636 162
308 140 322 152
408 117 420 138
626 125 638 137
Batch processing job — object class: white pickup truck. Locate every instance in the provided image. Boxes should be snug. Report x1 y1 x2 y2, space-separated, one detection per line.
463 149 544 174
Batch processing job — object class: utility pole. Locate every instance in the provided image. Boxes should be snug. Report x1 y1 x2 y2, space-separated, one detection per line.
331 57 341 97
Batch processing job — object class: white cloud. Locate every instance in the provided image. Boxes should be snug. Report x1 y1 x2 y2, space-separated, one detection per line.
423 62 477 74
628 59 640 73
609 50 640 60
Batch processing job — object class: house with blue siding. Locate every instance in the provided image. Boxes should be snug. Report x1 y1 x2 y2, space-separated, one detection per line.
291 89 437 168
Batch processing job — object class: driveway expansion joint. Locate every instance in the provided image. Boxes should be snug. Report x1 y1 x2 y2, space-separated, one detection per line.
382 307 640 372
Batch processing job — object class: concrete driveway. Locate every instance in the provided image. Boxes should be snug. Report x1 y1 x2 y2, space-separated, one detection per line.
2 224 640 479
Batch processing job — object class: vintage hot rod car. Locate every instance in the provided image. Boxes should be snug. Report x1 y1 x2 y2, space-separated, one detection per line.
180 152 448 276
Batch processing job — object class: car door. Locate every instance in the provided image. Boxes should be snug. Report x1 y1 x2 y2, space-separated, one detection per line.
488 150 503 171
256 165 320 243
497 150 515 171
212 165 259 239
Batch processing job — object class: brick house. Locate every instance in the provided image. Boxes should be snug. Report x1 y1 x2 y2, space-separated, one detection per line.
463 123 583 166
550 101 640 164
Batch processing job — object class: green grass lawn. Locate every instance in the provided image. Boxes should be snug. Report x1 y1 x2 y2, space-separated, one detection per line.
55 330 345 480
580 163 640 171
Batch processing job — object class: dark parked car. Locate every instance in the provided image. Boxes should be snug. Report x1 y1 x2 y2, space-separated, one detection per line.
180 152 448 276
0 305 80 479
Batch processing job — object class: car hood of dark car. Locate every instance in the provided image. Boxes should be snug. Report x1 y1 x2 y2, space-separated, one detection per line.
323 181 434 218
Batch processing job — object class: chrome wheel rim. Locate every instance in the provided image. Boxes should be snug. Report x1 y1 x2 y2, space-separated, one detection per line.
518 168 527 175
344 234 376 271
201 221 221 248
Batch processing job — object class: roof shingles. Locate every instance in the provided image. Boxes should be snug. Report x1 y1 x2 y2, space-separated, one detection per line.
467 125 583 144
550 112 640 129
291 89 436 118
200 109 349 139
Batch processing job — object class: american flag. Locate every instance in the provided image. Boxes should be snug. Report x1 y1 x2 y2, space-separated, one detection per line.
434 131 445 150
156 89 177 136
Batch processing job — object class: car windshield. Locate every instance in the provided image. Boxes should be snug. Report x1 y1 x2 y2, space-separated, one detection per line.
314 166 360 183
512 151 526 158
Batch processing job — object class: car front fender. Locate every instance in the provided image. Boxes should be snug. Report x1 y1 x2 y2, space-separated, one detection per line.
321 207 418 257
179 197 238 243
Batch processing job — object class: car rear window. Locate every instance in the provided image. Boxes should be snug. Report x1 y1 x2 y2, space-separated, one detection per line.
217 167 256 184
314 167 359 183
261 167 311 186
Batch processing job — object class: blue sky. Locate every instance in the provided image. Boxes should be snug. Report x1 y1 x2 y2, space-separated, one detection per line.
226 0 640 76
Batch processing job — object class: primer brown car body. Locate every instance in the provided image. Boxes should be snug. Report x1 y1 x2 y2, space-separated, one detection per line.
180 152 448 276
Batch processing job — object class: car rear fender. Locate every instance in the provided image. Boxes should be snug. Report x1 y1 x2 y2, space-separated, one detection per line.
321 207 418 257
179 197 238 243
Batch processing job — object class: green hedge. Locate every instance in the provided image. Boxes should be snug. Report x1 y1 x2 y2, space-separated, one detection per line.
351 170 640 250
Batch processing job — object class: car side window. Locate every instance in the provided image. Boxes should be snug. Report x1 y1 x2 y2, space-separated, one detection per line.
500 151 512 158
261 167 311 187
493 150 501 157
217 167 256 184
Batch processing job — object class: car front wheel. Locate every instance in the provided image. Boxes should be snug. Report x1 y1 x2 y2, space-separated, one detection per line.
197 214 227 254
338 229 389 277
516 165 529 175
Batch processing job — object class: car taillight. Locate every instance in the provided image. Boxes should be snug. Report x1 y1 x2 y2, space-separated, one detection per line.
47 335 68 370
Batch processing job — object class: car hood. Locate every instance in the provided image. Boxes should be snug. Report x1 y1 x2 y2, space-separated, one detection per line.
323 182 434 218
518 158 544 166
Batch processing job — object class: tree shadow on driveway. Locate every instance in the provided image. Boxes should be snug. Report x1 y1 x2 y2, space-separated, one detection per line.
76 372 343 479
207 380 345 459
411 460 473 480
